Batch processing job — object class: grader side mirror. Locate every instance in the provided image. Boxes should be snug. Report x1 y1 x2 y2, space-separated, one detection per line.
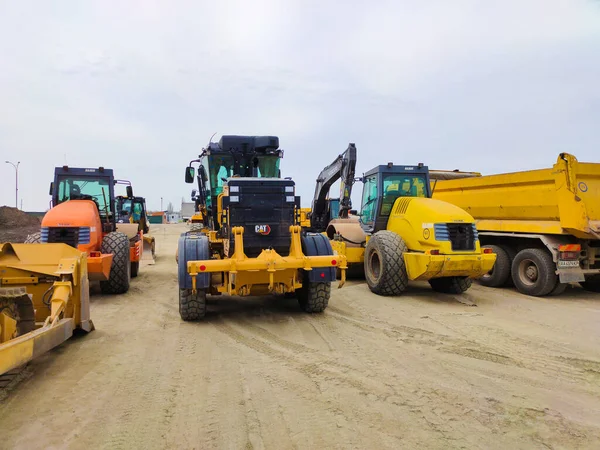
49 182 54 195
185 166 195 184
126 185 133 198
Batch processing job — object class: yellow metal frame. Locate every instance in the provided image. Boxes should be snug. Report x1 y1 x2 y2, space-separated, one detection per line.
187 225 347 296
404 251 496 281
0 243 93 375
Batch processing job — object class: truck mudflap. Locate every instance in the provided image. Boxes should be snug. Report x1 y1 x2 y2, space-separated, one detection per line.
184 226 347 296
404 252 496 281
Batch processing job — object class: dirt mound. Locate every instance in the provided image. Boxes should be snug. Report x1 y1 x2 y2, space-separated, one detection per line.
0 206 42 243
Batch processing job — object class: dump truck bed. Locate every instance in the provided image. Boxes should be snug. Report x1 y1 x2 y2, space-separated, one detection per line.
431 153 600 240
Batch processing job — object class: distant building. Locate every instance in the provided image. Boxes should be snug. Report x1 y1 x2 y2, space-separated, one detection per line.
167 212 181 223
148 211 167 224
180 202 195 221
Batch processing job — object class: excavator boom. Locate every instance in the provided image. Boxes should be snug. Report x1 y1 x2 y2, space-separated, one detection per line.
309 143 357 232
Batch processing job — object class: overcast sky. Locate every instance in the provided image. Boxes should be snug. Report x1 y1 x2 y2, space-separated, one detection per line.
1 0 599 212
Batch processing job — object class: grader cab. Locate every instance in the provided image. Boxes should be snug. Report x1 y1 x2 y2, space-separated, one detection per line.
177 135 346 320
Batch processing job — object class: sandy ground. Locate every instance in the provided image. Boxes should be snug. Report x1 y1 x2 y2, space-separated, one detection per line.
1 224 600 449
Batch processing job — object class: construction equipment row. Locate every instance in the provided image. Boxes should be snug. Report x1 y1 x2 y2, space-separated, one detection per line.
1 166 155 375
2 134 599 380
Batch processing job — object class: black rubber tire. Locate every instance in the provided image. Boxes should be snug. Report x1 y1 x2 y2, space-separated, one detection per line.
364 231 408 296
511 248 557 297
479 245 511 287
298 280 330 313
99 232 131 295
499 245 518 287
179 288 207 320
24 232 41 243
131 261 139 278
429 276 473 294
549 280 568 296
579 276 600 293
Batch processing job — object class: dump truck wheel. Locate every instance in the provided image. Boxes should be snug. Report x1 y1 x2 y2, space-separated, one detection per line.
511 248 557 296
579 276 600 293
479 245 511 287
100 232 131 295
499 245 518 286
364 231 408 296
179 288 207 320
429 276 472 294
298 280 331 313
549 280 568 296
131 261 140 278
24 232 41 243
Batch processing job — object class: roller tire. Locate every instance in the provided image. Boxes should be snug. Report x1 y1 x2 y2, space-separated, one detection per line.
579 276 600 293
298 280 330 313
99 232 131 295
364 231 408 296
429 276 472 294
511 248 557 297
479 245 511 287
131 261 140 278
179 288 207 320
24 232 41 243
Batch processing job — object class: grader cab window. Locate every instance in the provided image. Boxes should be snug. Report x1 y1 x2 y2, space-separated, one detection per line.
207 154 281 197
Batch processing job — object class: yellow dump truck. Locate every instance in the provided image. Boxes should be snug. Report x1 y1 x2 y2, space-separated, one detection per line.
431 153 600 296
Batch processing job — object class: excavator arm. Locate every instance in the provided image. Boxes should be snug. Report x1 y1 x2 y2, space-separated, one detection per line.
309 143 357 232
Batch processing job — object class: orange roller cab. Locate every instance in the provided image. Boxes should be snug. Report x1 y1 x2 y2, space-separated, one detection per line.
26 166 137 294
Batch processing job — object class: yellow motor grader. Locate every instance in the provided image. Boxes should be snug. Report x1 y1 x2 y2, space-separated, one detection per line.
0 242 93 375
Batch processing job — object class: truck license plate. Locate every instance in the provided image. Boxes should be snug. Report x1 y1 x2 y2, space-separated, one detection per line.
558 260 580 268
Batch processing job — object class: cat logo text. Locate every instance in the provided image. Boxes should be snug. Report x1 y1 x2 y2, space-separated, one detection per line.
255 225 271 235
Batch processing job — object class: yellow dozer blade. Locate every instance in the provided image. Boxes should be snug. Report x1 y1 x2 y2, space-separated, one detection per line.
142 234 156 264
0 242 93 375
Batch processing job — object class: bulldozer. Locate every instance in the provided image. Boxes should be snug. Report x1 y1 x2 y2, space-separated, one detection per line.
25 166 135 293
116 192 157 269
0 242 93 375
309 145 496 295
177 135 347 320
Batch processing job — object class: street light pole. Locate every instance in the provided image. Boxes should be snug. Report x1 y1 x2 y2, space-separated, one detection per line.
5 160 20 209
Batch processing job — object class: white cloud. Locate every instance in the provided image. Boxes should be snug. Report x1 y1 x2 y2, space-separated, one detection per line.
0 0 599 210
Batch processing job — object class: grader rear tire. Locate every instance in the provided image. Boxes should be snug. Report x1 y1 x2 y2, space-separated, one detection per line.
179 289 207 320
298 280 331 313
364 231 408 296
100 232 131 295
